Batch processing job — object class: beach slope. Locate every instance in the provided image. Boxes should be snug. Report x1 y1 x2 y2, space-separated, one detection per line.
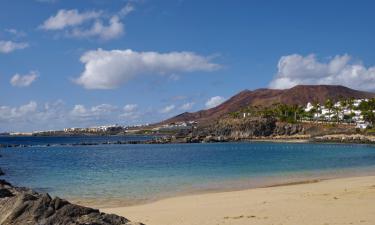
103 176 375 225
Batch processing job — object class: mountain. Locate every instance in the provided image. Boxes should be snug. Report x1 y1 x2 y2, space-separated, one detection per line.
162 85 375 124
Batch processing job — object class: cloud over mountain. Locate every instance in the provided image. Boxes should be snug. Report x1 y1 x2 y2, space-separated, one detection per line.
269 54 375 91
205 96 225 108
160 105 175 114
179 102 195 111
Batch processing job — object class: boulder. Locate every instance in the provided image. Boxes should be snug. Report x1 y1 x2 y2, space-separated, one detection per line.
0 179 144 225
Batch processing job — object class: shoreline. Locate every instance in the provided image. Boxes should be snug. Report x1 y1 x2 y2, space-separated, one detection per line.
2 132 375 148
2 135 375 148
71 167 375 209
102 175 375 225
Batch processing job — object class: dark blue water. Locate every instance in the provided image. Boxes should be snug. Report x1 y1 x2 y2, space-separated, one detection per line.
0 135 153 146
1 138 375 206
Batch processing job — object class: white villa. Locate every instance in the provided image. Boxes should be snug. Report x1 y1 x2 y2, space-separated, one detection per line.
304 99 372 129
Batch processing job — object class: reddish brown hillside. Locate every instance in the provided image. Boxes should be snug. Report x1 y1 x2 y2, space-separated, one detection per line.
161 85 375 124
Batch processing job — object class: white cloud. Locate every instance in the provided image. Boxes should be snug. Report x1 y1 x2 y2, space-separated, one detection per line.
179 102 194 111
0 101 155 132
160 105 175 114
70 104 86 115
205 96 225 108
69 16 124 40
0 101 38 122
5 29 26 37
10 71 39 87
119 2 135 17
0 40 28 53
92 104 118 114
40 5 132 41
70 104 117 119
123 104 138 112
0 100 197 132
40 9 101 30
75 48 220 89
269 54 375 91
42 100 66 120
120 104 139 119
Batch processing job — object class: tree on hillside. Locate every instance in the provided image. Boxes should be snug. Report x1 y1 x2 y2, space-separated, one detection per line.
306 107 316 121
333 106 341 124
362 110 375 125
347 97 355 111
368 98 375 110
325 99 334 121
291 105 304 122
312 101 321 122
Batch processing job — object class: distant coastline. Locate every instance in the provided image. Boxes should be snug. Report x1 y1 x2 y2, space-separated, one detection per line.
2 132 375 149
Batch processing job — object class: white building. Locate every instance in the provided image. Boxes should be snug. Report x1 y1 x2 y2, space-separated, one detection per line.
304 102 314 112
304 99 372 127
356 121 371 129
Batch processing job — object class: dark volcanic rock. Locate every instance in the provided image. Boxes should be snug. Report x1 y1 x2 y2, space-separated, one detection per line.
194 117 277 139
274 123 305 136
188 117 307 141
0 179 144 225
0 188 13 198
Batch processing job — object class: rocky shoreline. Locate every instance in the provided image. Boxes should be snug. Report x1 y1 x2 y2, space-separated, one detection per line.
2 133 375 149
2 117 375 148
312 134 375 144
0 153 144 225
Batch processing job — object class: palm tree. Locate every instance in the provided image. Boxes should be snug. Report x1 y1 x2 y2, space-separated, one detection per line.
307 107 316 121
348 97 355 111
362 110 375 127
325 99 334 122
333 106 341 124
312 101 321 123
291 105 304 122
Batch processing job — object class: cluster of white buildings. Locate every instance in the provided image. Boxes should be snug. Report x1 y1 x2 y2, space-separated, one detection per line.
154 121 197 132
63 124 123 133
304 99 372 129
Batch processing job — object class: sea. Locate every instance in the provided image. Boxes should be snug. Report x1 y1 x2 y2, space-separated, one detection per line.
1 135 375 207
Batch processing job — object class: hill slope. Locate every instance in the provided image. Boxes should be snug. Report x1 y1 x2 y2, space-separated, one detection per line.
162 85 375 124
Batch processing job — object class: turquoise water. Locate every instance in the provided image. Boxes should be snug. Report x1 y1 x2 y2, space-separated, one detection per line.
1 137 375 206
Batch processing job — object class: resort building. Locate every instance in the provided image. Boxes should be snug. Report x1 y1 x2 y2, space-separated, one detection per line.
304 99 373 129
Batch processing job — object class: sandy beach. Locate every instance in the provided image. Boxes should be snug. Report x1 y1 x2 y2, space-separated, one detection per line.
102 176 375 225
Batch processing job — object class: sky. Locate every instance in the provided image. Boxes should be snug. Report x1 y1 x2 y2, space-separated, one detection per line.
1 0 375 132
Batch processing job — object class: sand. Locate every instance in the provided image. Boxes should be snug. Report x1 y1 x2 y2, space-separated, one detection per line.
102 176 375 225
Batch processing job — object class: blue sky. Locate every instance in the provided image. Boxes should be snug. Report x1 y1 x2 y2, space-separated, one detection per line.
1 0 375 132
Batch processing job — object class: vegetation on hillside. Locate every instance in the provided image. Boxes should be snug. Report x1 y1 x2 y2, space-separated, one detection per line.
229 98 375 127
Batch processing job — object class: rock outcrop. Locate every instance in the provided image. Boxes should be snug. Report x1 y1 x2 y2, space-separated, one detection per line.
274 122 305 136
211 117 277 138
0 179 143 225
313 134 375 143
189 117 305 141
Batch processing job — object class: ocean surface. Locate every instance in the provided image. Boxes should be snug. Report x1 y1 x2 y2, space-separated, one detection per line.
1 136 375 207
